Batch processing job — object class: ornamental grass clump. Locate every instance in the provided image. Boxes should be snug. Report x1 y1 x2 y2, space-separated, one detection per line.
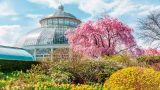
104 67 160 90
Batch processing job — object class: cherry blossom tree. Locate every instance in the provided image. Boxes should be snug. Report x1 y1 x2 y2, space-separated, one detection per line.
131 48 160 56
66 17 136 57
143 48 160 56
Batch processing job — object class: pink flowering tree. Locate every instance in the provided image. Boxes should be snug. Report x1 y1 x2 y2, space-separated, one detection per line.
125 47 160 56
66 17 136 57
142 48 160 56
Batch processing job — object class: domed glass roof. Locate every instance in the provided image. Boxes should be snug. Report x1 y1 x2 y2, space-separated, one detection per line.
17 28 68 47
16 5 81 47
40 5 77 22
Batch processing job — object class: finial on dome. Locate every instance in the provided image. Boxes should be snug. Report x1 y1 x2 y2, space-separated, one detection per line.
58 3 64 11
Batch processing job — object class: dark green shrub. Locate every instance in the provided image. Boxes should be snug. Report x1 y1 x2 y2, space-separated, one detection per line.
0 60 40 72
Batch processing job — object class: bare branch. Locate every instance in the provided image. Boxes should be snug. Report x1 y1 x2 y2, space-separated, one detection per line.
138 11 160 48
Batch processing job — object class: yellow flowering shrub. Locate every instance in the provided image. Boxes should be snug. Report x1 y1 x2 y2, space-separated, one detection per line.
70 84 102 90
104 67 160 90
1 80 101 90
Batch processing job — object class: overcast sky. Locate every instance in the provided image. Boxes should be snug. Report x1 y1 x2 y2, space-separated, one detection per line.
0 0 160 47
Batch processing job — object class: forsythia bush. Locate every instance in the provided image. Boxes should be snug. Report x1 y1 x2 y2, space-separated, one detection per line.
104 67 160 90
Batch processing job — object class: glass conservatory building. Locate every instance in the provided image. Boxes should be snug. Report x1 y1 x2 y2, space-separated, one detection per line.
0 45 34 61
16 5 81 60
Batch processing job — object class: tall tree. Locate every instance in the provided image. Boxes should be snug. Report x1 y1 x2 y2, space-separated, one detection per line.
66 17 136 57
139 11 160 48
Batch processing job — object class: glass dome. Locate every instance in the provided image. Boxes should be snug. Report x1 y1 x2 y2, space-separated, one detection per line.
16 5 81 60
40 4 80 28
17 27 69 47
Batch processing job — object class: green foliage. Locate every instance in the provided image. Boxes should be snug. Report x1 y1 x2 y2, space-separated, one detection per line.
3 70 51 84
0 72 5 79
27 60 52 75
103 55 138 67
103 55 127 62
50 59 124 84
50 70 74 84
137 55 160 65
1 55 160 89
0 60 40 72
105 67 160 90
0 79 102 90
25 58 123 84
2 54 160 89
97 72 111 83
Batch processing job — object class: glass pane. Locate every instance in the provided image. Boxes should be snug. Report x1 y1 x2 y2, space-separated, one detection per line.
36 48 51 54
59 19 63 24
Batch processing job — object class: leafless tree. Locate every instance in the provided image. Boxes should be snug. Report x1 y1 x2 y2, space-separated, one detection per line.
138 11 160 48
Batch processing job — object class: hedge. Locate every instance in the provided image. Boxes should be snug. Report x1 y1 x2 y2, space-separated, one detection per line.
0 60 40 72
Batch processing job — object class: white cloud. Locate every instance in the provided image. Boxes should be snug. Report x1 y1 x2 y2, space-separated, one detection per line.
137 5 160 16
0 25 22 46
27 0 136 18
78 0 107 15
136 39 150 49
0 1 17 16
27 0 160 19
28 0 60 8
10 17 19 21
26 14 43 19
27 0 107 14
136 39 160 49
109 0 136 17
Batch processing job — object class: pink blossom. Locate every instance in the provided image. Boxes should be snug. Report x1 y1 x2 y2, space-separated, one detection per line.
66 17 136 57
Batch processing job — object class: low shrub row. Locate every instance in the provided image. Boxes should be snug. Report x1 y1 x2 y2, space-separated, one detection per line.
28 59 124 84
0 67 160 90
0 60 40 72
0 81 103 90
0 55 160 89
